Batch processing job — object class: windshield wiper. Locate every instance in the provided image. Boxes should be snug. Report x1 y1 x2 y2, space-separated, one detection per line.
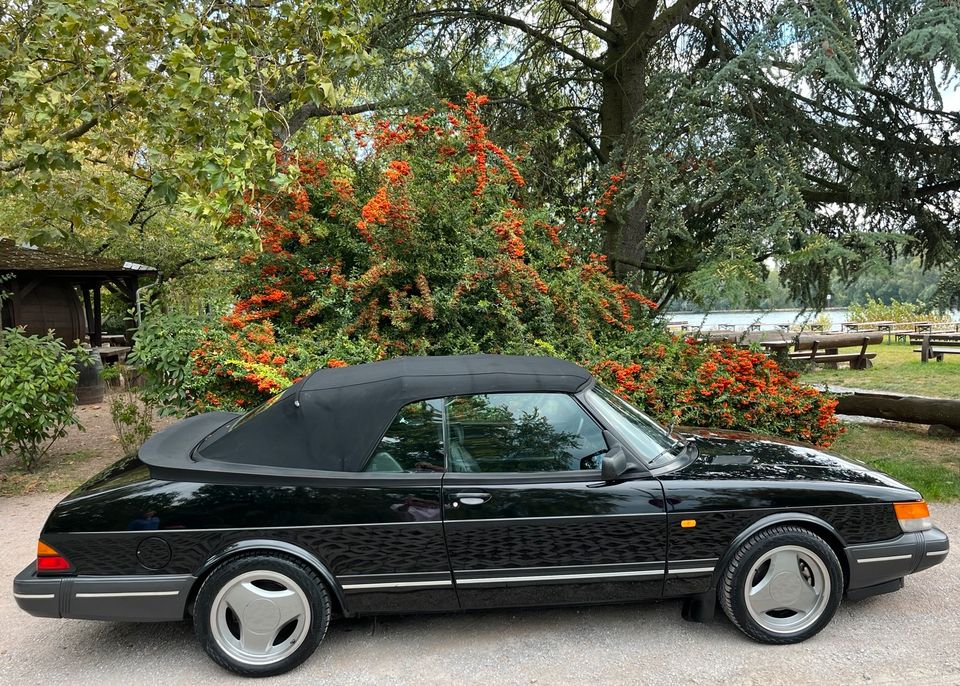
648 436 696 467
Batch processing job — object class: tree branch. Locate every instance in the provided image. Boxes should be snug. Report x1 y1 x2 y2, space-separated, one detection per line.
567 118 606 163
649 0 708 42
167 253 224 276
281 101 388 140
558 0 617 42
915 178 960 199
0 115 100 173
400 9 606 72
614 254 698 274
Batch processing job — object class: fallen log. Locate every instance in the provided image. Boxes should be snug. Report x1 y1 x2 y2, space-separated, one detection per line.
834 391 960 431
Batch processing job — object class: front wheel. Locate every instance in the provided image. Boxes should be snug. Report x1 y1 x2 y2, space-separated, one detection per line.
719 526 843 644
194 553 331 677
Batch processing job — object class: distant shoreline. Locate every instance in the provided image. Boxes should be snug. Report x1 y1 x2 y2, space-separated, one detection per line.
667 307 847 316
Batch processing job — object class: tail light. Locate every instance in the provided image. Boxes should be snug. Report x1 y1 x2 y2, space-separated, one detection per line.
894 501 931 533
36 541 72 573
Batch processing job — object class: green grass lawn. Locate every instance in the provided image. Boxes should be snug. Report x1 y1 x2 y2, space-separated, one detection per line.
801 341 960 398
832 423 960 502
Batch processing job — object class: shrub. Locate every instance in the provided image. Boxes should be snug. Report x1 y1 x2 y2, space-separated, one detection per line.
848 296 952 324
0 328 87 470
591 337 842 446
787 312 832 332
128 303 213 414
100 364 155 455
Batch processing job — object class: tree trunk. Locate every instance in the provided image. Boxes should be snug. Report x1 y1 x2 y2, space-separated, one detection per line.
598 1 656 277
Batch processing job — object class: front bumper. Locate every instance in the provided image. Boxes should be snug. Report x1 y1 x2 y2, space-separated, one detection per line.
845 526 949 597
13 564 195 622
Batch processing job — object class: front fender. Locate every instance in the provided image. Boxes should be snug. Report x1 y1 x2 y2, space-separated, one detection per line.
713 511 848 586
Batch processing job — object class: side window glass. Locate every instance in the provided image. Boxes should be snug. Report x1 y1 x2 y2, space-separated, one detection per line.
364 399 445 473
445 393 607 473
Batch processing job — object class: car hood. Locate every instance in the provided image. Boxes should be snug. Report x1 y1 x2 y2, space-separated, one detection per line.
672 428 916 492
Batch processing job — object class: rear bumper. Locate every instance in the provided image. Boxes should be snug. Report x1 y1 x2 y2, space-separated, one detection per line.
13 564 195 622
845 526 949 596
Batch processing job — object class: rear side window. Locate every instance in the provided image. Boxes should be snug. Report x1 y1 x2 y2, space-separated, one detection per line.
445 392 607 473
364 399 445 473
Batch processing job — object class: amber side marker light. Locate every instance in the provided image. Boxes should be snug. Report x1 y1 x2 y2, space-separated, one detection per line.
680 519 697 528
36 541 71 573
894 501 932 533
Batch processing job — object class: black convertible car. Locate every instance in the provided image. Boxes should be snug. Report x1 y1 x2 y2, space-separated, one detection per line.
13 355 949 676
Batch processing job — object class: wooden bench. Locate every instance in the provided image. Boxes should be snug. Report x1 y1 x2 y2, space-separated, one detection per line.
789 333 883 369
911 333 960 363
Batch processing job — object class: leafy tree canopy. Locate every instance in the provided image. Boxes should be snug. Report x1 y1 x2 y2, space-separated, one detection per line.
1 0 372 241
372 0 960 309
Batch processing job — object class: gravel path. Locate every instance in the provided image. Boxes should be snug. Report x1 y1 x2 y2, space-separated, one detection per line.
1 493 957 686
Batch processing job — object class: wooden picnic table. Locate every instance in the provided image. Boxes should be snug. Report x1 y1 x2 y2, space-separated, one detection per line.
840 320 894 332
908 322 933 332
92 345 131 365
930 322 960 333
773 322 827 333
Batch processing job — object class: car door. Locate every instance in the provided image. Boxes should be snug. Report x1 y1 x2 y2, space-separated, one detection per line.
331 398 459 614
440 391 668 609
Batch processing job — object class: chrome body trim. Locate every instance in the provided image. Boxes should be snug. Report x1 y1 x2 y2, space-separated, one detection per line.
856 554 913 564
456 569 664 585
13 592 55 600
341 580 454 590
75 590 181 598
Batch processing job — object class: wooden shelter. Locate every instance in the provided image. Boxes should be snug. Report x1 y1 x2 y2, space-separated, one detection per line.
0 239 157 346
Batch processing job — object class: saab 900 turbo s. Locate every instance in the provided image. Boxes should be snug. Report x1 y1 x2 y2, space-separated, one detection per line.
13 355 949 676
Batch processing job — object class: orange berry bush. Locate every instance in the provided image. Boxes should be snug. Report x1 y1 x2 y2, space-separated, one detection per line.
159 94 840 446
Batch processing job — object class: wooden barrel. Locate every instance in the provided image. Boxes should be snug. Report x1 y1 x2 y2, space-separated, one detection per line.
75 349 105 405
17 280 86 345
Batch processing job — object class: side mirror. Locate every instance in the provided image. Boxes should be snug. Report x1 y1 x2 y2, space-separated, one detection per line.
601 441 628 481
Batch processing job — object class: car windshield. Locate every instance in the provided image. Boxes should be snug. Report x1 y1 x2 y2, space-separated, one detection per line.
586 384 681 464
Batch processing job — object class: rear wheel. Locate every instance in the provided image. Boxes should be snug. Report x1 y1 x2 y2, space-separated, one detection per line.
719 526 843 644
194 554 331 677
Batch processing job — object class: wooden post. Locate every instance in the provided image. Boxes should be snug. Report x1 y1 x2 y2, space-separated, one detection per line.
921 333 930 363
80 286 93 341
853 336 869 369
92 283 102 347
124 276 139 343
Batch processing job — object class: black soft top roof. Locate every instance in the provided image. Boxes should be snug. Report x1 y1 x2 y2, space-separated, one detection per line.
191 354 594 473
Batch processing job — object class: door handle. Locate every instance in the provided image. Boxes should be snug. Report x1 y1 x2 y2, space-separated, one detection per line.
454 492 492 506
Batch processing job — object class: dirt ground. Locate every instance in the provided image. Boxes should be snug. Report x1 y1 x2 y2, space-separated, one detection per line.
0 401 175 496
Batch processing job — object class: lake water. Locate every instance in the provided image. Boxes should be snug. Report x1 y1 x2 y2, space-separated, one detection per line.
667 309 849 331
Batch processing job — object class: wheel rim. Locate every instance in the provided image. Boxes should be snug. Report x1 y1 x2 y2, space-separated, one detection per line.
210 570 311 666
744 544 831 635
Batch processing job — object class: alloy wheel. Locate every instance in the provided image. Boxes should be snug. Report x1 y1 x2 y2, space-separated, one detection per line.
209 569 312 666
743 544 831 634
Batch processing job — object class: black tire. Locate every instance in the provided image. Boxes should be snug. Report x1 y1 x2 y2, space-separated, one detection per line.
193 553 331 677
719 526 843 644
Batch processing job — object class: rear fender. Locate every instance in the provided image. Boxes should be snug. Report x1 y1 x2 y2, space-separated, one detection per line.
192 538 350 617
